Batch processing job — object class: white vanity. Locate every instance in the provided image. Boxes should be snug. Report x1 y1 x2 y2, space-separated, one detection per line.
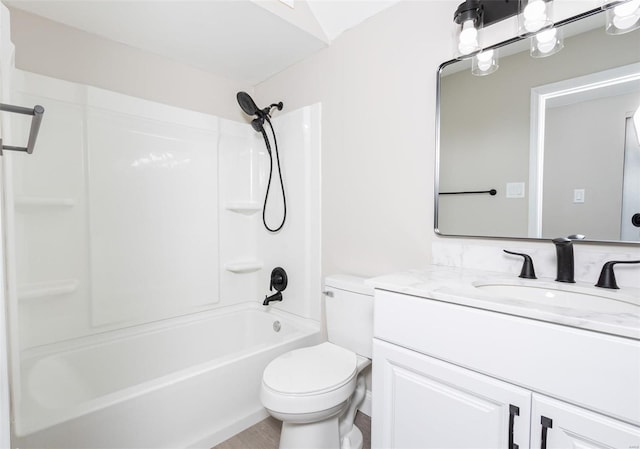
370 266 640 448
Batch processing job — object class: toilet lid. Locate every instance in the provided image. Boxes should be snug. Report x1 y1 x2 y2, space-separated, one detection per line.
263 342 357 395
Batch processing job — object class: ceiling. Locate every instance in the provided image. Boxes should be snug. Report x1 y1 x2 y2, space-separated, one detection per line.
7 0 399 85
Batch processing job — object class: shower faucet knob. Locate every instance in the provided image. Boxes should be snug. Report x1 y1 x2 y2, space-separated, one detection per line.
270 267 288 292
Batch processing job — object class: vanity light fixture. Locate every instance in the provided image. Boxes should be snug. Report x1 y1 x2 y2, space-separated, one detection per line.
603 0 640 34
453 0 521 57
472 49 499 75
453 0 564 75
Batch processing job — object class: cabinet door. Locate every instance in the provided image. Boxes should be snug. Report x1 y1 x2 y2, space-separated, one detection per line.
373 339 531 449
531 394 640 449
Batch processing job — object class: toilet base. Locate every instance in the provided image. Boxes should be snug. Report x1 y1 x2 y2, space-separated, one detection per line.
341 424 363 449
279 416 340 449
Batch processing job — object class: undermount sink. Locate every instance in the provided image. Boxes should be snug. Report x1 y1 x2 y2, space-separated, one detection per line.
473 283 639 314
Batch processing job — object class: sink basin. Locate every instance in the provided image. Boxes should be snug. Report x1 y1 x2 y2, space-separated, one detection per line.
474 283 639 314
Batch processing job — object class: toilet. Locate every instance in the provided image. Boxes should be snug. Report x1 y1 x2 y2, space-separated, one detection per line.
260 275 373 449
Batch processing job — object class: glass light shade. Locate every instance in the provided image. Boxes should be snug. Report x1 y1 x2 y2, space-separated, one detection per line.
519 0 554 35
472 49 499 76
604 0 640 34
530 27 563 57
456 18 481 57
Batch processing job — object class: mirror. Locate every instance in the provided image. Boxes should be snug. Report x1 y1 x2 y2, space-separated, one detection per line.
436 8 640 243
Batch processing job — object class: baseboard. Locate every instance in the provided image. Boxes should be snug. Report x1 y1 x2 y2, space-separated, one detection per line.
186 407 269 449
358 389 372 417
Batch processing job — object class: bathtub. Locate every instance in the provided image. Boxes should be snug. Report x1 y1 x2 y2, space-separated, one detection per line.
13 303 321 448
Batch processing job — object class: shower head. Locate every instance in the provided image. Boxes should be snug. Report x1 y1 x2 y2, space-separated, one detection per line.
237 91 260 117
236 91 284 130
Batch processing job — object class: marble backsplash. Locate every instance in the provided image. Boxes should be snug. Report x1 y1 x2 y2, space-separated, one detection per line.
432 239 640 289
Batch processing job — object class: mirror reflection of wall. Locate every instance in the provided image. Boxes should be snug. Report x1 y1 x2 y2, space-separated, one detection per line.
542 89 638 240
437 12 640 242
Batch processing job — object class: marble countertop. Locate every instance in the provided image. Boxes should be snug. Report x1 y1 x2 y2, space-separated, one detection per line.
368 265 640 340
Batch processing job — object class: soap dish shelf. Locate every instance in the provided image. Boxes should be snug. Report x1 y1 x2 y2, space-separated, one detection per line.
225 202 261 215
224 260 263 274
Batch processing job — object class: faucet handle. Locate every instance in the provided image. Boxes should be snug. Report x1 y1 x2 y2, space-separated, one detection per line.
503 250 537 279
595 260 640 289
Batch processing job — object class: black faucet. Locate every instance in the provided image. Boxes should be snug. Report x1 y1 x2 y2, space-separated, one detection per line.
595 260 640 289
552 237 575 283
263 267 288 306
263 291 283 306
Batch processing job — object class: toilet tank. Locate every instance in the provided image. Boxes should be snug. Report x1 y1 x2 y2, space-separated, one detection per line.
324 275 374 358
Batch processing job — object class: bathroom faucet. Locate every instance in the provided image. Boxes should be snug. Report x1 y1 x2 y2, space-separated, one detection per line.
263 291 283 306
263 267 288 306
552 237 575 283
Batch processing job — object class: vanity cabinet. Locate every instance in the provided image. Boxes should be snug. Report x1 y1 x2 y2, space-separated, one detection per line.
372 290 640 449
373 340 531 449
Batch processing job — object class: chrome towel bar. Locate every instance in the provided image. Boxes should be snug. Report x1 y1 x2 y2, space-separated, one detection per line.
0 102 45 156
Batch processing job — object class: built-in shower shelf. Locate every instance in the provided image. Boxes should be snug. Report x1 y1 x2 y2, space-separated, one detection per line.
225 202 261 215
14 196 76 210
224 260 263 274
18 279 79 300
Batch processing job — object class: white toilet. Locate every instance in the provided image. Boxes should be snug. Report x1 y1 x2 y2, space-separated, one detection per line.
260 275 373 449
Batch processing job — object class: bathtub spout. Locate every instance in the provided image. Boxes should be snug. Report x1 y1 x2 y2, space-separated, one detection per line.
263 291 283 306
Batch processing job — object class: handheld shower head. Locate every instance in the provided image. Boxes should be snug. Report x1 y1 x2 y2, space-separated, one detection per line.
235 90 287 233
236 92 284 124
237 91 260 117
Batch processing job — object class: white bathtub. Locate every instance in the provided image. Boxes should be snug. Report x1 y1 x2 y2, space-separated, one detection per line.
13 304 321 448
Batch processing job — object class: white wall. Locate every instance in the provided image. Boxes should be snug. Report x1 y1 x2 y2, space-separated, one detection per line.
7 7 248 122
255 0 640 286
256 1 451 277
543 92 638 240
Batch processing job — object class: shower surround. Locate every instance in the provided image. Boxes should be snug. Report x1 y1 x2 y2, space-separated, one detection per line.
2 70 321 448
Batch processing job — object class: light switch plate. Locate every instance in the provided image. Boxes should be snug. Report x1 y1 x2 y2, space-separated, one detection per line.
573 189 585 203
506 182 525 198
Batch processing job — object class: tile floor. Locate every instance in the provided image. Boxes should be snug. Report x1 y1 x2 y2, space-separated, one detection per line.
213 412 371 449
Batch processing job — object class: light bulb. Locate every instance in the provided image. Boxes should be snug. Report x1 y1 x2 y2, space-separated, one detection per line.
476 49 494 62
536 39 556 53
536 27 557 42
477 60 492 71
521 0 551 33
613 0 640 17
524 0 546 20
458 19 479 55
534 28 559 54
476 50 494 71
459 20 478 44
613 12 640 29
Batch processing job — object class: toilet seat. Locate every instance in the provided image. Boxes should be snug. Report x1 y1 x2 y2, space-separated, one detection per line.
264 342 357 395
261 342 359 415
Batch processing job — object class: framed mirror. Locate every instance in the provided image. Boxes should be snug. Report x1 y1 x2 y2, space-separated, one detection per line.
436 8 640 243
